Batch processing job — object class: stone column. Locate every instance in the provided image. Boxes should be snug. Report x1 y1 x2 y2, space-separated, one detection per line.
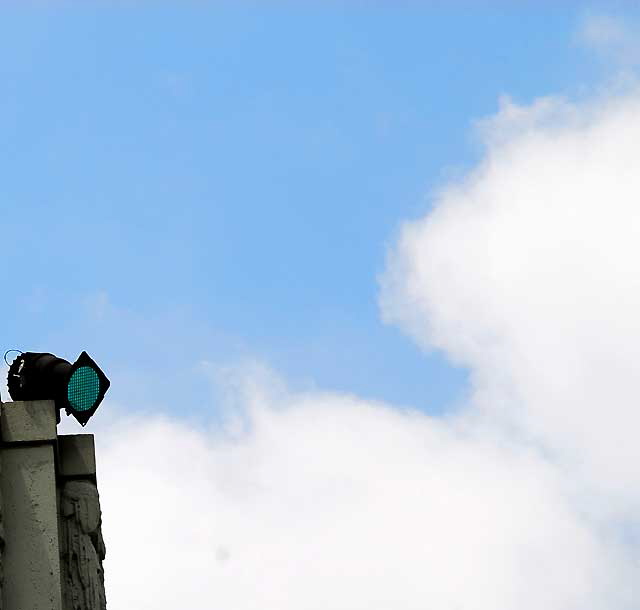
0 399 62 610
57 434 106 610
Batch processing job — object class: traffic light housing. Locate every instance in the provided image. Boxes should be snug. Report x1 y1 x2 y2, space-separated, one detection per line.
7 351 110 426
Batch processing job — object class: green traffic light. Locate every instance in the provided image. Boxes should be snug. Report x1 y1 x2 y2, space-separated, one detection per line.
67 366 101 412
8 350 110 425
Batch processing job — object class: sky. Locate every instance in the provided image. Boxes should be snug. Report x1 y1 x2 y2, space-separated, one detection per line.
3 3 640 609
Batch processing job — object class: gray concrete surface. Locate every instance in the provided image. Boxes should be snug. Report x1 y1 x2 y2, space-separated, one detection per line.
0 400 62 610
58 435 96 480
60 480 106 610
0 402 106 610
0 400 56 444
1 444 62 610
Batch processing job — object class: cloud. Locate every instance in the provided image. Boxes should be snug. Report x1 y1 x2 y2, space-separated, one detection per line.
84 355 637 609
578 14 640 67
89 385 631 610
381 84 640 576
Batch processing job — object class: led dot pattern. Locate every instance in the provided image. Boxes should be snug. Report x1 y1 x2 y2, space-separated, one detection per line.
67 366 100 412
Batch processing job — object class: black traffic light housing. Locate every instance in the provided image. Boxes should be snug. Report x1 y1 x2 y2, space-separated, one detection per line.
7 351 110 426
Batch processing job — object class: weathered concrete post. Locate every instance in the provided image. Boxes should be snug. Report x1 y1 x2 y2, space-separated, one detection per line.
58 434 106 610
0 400 106 610
0 400 62 609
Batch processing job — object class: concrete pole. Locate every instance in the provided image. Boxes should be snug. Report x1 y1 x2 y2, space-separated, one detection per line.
0 400 62 610
58 434 107 610
0 400 106 610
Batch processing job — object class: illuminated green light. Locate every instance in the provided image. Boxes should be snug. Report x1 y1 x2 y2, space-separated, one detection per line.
67 366 100 412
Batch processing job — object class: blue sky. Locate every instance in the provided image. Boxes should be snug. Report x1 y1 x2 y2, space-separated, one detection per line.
7 5 640 609
0 4 624 418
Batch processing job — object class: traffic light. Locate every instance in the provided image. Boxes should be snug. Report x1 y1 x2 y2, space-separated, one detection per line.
7 351 110 426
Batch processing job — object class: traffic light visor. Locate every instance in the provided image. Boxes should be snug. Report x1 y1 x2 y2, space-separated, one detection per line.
66 351 110 425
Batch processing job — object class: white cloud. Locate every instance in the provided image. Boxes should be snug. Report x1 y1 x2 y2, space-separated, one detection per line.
381 88 640 514
578 14 640 67
90 388 632 610
381 84 640 574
